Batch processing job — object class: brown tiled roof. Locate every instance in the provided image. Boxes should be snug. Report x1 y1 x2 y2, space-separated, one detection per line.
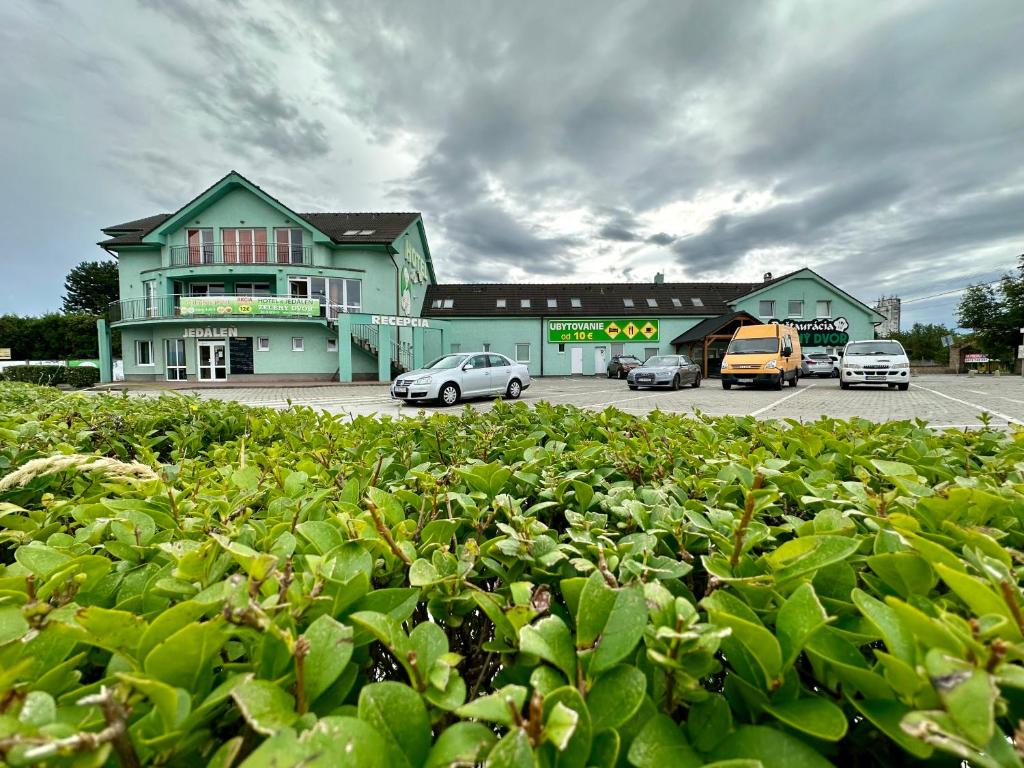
299 212 421 244
422 282 768 317
99 211 420 248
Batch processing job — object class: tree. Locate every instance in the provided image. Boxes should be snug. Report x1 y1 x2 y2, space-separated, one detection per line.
889 323 951 363
957 255 1024 365
62 260 118 315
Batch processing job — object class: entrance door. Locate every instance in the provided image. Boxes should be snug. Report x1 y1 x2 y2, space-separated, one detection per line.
570 346 584 374
594 346 607 375
198 341 227 381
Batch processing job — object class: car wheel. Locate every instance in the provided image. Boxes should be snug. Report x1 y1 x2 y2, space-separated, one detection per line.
607 371 614 379
438 383 460 406
671 375 680 391
628 385 638 391
691 372 701 388
898 383 909 391
506 379 522 399
774 374 784 390
832 369 840 378
840 380 850 390
722 381 732 390
620 370 626 379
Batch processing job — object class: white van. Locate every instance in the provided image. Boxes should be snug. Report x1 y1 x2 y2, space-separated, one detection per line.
839 340 910 390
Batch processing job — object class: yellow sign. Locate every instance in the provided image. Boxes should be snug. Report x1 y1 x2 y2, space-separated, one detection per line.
605 322 621 338
0 348 10 360
623 322 639 339
641 322 657 339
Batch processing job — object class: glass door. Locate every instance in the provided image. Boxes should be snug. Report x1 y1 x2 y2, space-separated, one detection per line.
197 340 227 381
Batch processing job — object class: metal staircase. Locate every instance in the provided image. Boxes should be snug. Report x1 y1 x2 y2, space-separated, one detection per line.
351 324 414 379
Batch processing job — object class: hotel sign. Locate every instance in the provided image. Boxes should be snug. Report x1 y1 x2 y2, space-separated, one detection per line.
370 315 431 328
182 327 238 338
548 318 659 343
180 296 320 317
771 317 850 347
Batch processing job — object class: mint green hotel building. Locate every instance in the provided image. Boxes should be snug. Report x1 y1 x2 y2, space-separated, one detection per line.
98 173 884 383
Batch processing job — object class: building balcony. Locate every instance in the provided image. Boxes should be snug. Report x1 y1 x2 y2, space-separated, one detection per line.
108 293 335 325
168 243 312 267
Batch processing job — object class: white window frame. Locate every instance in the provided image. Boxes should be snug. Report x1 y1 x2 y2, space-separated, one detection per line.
257 337 270 352
165 339 187 381
521 299 531 308
758 300 775 318
646 298 657 307
788 300 804 318
275 228 305 264
547 298 557 308
623 298 635 307
691 297 704 307
816 300 832 318
672 298 682 307
443 299 454 308
135 339 153 366
570 298 582 308
292 337 304 352
515 343 530 363
496 299 507 308
144 280 157 318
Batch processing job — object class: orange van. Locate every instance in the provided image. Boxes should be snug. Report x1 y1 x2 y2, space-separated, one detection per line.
719 322 801 390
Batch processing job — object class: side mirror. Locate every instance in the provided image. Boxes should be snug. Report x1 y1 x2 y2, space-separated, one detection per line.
462 364 472 371
782 349 791 358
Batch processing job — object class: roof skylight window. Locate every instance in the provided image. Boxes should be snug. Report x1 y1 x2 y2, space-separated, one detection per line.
623 298 634 307
496 299 507 308
691 297 704 307
646 298 657 307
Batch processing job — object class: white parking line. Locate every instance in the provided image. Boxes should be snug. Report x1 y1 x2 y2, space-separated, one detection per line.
910 384 1024 426
748 382 816 418
1001 398 1024 405
966 389 989 395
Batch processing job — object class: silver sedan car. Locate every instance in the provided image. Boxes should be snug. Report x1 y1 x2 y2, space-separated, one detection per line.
391 352 531 406
626 354 702 390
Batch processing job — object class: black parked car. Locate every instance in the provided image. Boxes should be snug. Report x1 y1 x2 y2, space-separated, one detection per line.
607 355 643 379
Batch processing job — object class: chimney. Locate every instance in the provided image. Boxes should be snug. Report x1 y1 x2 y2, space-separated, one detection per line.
654 272 664 284
763 271 773 282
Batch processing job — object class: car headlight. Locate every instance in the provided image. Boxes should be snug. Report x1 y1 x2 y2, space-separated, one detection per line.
890 361 909 369
764 360 778 369
720 360 729 370
415 375 433 384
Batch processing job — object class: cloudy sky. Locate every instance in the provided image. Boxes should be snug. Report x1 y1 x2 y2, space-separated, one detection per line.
2 0 1022 326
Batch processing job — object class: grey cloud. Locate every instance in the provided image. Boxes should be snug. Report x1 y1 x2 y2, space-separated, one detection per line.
647 233 676 247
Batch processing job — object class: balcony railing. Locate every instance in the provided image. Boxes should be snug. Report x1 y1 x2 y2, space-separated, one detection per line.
168 243 312 267
108 294 343 324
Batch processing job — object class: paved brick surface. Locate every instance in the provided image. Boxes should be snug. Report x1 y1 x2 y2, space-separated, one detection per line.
140 374 1024 427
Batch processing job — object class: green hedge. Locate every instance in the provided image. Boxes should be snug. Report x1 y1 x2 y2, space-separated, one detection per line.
0 382 1023 767
0 365 100 388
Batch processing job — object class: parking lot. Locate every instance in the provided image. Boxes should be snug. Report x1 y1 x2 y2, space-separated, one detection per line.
167 374 1024 428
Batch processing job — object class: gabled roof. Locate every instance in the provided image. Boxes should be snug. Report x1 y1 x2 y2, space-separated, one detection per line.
422 282 763 318
98 171 422 249
670 311 759 346
731 267 885 322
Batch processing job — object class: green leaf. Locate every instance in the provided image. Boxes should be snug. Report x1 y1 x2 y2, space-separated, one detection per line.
542 686 591 768
17 691 56 727
358 682 431 768
577 573 646 675
409 558 442 587
702 590 782 689
487 729 536 768
627 714 702 768
775 582 829 669
231 677 298 736
544 702 579 751
456 685 528 725
586 664 646 731
934 563 1022 641
0 605 29 645
925 648 996 747
240 716 391 768
866 552 936 598
686 694 733 752
117 673 189 732
425 722 496 768
871 459 918 478
764 697 848 741
144 620 226 695
302 615 354 704
520 616 577 681
848 698 933 759
766 535 861 583
708 725 833 768
851 588 914 663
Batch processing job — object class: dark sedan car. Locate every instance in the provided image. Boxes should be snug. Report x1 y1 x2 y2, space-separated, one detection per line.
607 355 643 379
627 355 702 390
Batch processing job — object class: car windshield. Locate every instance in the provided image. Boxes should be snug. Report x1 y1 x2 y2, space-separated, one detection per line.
619 357 641 363
422 354 468 370
645 356 678 367
845 342 904 356
727 338 778 354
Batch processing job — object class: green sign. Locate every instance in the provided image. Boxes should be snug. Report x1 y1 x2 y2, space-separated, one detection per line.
180 296 320 317
799 331 849 347
548 318 659 343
